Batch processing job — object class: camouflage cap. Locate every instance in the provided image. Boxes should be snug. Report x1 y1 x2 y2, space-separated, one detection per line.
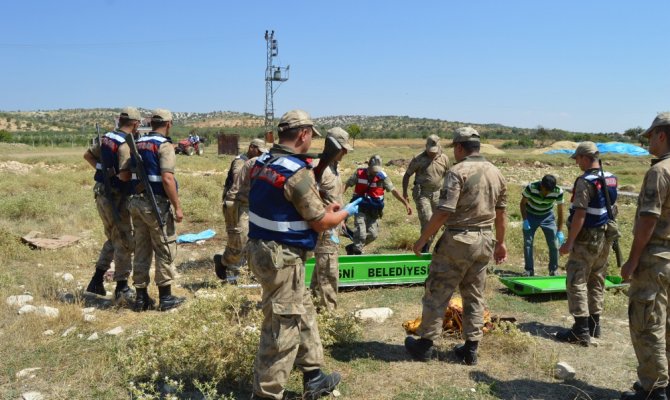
120 107 141 121
250 138 268 152
641 112 670 138
571 141 599 159
368 154 383 172
277 109 322 137
151 108 173 122
448 127 480 147
327 127 354 151
426 134 441 153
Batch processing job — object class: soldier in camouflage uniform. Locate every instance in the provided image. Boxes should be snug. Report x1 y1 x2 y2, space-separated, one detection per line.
214 138 267 283
83 107 140 304
128 109 185 312
310 127 353 312
344 155 412 254
247 110 361 400
404 127 508 365
402 134 450 253
620 113 670 400
556 141 618 345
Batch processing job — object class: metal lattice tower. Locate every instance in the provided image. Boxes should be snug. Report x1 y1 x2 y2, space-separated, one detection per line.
264 30 289 134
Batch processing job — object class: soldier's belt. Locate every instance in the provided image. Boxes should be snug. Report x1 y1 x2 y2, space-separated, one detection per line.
447 227 492 233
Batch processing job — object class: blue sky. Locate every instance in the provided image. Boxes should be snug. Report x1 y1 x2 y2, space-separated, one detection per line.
0 0 667 133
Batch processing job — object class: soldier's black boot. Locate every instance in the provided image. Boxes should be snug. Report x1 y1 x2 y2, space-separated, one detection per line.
157 285 185 311
85 268 107 296
632 382 670 398
621 386 667 400
454 340 479 365
588 314 601 338
404 336 434 362
303 369 341 400
132 288 155 312
114 280 135 304
345 244 354 255
213 254 227 280
421 244 430 253
556 316 590 346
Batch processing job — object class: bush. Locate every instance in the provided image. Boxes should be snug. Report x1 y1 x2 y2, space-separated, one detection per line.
0 130 12 142
388 224 420 250
317 310 363 347
119 288 262 392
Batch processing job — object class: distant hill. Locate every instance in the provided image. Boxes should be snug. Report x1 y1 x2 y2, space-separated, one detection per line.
0 108 623 142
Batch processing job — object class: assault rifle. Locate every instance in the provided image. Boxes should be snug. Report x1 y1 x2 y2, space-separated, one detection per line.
598 159 623 268
125 133 171 260
97 123 121 223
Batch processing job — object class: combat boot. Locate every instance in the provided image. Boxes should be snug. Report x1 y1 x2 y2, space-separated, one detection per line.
345 244 355 255
621 387 667 400
632 382 670 397
421 244 430 253
213 254 227 280
85 269 107 296
303 370 341 400
132 288 155 312
157 285 185 311
454 340 479 365
588 314 601 338
555 316 590 346
404 336 434 362
114 280 135 305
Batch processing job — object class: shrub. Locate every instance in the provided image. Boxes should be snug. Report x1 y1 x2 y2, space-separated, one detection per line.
388 224 420 250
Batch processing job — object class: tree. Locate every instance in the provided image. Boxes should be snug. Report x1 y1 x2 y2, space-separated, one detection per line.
0 130 13 142
533 125 549 146
623 127 644 142
347 124 362 146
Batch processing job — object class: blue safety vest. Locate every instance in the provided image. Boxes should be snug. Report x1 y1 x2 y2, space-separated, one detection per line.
94 131 128 192
131 133 175 197
248 152 318 249
568 169 617 228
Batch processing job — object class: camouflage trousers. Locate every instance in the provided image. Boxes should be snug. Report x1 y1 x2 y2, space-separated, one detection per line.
352 210 379 253
310 234 340 312
417 230 494 342
129 195 178 289
565 227 610 318
221 200 249 271
94 185 133 281
412 185 440 249
247 239 324 400
628 245 670 392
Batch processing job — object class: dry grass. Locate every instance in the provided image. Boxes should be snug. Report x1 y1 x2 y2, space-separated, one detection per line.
0 142 649 399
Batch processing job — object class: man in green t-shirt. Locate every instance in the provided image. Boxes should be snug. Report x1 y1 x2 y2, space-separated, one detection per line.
519 174 564 276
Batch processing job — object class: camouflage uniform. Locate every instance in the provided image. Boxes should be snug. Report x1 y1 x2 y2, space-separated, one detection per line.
89 134 133 281
130 138 179 289
247 144 327 399
565 177 611 318
416 155 507 342
405 150 450 248
345 170 395 253
628 153 670 392
221 155 249 271
311 164 343 311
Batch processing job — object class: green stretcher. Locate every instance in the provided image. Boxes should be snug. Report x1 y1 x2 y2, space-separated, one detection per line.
498 275 628 296
302 253 628 296
304 253 431 287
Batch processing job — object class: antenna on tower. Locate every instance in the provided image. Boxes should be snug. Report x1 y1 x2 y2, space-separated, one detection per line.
264 30 289 141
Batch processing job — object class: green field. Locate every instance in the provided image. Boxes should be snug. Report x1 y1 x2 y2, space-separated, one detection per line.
0 140 649 399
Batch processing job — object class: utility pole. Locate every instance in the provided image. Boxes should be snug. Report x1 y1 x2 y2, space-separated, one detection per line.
264 30 289 142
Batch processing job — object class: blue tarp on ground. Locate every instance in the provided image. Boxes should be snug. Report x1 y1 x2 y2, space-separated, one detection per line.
177 229 216 244
545 142 649 156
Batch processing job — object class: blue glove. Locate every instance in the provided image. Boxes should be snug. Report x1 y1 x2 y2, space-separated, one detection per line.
557 231 565 245
522 220 531 231
343 198 363 216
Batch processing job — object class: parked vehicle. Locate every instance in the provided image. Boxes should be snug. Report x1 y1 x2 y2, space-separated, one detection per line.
175 134 206 156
